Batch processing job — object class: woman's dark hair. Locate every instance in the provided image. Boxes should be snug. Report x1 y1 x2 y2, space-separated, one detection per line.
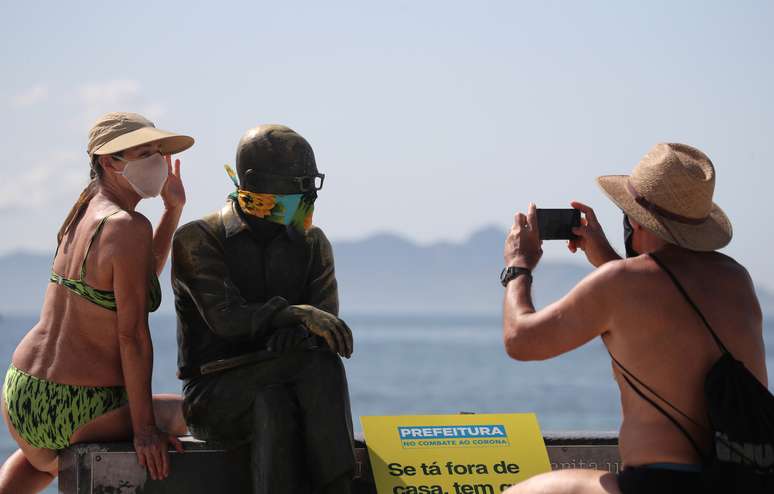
56 155 104 244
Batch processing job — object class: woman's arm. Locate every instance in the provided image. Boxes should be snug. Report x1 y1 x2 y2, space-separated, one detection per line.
153 207 182 275
110 212 176 480
153 156 185 275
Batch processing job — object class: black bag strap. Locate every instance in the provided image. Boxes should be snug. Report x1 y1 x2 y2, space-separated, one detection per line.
648 252 729 354
607 349 707 431
611 355 709 462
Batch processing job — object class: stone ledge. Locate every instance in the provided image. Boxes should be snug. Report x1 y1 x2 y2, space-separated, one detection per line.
59 431 620 493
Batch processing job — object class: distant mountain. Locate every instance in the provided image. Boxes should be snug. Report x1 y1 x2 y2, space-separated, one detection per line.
333 226 591 314
1 226 773 320
0 251 54 316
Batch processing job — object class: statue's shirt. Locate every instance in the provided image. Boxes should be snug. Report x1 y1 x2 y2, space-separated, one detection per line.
171 200 339 379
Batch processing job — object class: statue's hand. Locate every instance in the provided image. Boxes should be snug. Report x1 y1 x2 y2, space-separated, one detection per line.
266 326 313 353
276 305 353 358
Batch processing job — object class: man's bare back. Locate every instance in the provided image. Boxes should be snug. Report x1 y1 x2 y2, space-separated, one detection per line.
603 247 765 466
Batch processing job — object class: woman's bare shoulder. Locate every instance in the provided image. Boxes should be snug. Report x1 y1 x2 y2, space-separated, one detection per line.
99 210 153 253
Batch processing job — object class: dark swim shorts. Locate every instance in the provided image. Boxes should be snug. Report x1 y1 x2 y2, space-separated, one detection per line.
618 465 707 493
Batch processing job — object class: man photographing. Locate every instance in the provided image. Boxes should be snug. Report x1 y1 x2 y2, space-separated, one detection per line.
501 143 768 493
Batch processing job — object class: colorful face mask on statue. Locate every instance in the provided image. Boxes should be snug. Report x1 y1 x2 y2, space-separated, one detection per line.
225 165 314 232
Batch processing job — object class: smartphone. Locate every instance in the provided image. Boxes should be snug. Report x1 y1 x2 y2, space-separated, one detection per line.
536 208 580 240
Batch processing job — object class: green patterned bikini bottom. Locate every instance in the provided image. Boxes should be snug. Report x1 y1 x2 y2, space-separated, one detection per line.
2 365 127 450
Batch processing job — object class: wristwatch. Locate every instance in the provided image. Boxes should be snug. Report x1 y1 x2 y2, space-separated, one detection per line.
500 266 532 287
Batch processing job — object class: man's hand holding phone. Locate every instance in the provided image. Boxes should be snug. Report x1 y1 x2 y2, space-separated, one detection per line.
567 201 621 267
507 202 621 270
504 203 543 271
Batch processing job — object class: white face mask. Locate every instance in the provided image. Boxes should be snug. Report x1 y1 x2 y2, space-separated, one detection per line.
113 153 168 198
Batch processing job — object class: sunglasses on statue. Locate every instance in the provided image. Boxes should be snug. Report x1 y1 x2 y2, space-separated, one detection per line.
244 170 325 193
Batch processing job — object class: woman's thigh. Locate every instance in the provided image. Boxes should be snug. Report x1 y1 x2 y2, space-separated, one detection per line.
505 469 621 494
69 394 185 445
2 402 58 475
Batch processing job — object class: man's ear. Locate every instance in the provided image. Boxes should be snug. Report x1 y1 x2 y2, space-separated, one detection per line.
629 216 644 231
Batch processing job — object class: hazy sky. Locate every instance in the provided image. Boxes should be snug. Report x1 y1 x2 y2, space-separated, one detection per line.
2 1 773 289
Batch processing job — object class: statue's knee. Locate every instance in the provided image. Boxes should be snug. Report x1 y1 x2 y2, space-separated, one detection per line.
253 386 298 421
305 349 345 377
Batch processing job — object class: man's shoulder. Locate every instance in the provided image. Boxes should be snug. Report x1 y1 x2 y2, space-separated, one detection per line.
707 251 750 277
305 225 329 241
574 256 659 302
597 254 665 280
304 225 334 251
586 257 632 285
647 250 751 284
596 251 756 307
175 208 226 242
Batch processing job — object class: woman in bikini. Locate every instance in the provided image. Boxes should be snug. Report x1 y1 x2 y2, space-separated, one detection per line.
0 112 194 492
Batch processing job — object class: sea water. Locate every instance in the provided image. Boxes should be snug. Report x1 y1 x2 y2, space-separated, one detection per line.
0 313 771 493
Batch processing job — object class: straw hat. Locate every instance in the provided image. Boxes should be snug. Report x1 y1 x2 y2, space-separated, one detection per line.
597 143 732 251
87 112 194 157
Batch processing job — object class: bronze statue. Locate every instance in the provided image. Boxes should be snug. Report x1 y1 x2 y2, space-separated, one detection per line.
171 125 355 493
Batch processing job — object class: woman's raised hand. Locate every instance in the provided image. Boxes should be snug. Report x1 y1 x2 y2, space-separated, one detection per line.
161 155 186 210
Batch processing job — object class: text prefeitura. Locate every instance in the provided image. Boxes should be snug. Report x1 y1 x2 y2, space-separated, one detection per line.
399 426 506 439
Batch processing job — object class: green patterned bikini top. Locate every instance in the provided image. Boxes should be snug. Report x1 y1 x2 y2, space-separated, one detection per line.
50 211 162 312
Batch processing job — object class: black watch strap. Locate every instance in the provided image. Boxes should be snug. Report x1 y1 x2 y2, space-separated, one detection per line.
500 266 532 287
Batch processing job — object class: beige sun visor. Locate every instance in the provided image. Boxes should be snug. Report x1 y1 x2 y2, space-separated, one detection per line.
91 127 194 156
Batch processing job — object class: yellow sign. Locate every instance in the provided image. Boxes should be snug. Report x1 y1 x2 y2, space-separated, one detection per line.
361 413 551 494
